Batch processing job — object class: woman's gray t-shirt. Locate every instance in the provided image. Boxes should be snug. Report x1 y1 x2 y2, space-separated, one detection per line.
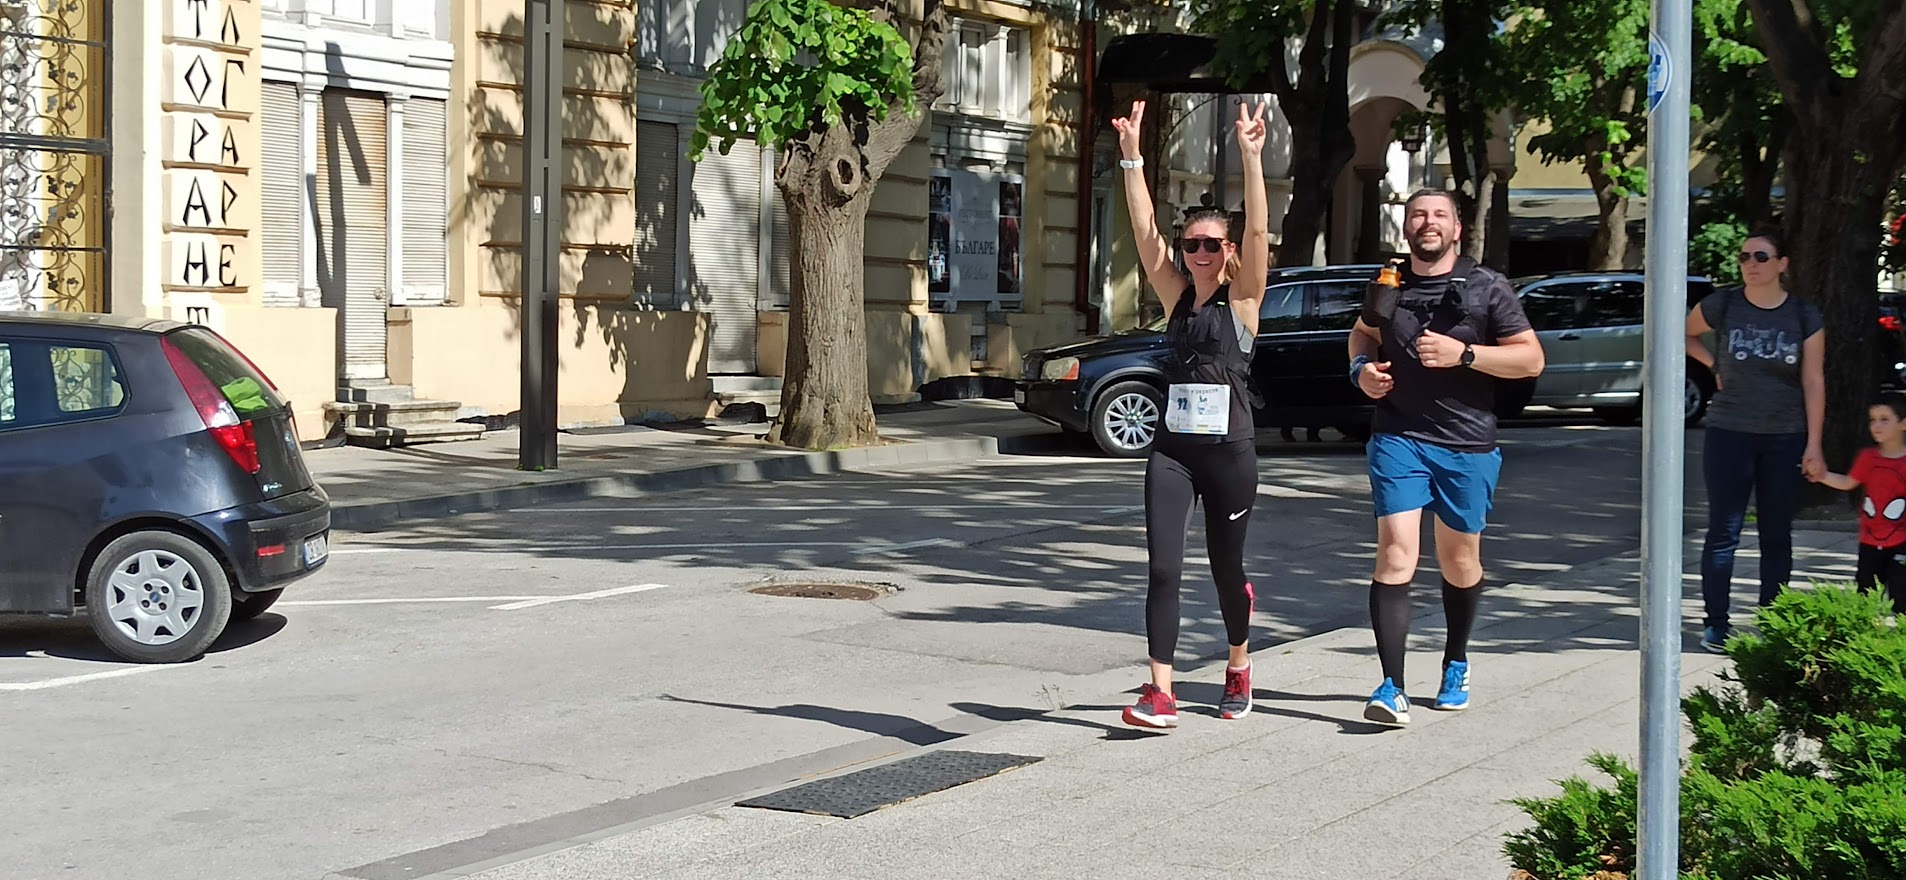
1698 289 1824 435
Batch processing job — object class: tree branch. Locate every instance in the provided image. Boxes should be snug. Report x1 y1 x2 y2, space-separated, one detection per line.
1743 0 1839 114
862 0 948 183
1294 0 1332 94
1853 2 1906 133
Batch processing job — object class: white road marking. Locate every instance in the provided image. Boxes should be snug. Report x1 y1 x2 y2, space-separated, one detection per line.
278 596 549 607
490 583 667 611
0 665 171 692
850 538 955 555
510 504 1133 513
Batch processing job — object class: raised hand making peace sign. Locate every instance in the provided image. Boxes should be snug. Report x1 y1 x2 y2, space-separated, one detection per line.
1111 100 1146 162
1235 101 1268 157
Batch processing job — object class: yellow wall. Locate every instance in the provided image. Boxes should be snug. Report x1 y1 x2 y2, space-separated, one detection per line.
431 0 712 424
396 304 715 424
219 307 337 439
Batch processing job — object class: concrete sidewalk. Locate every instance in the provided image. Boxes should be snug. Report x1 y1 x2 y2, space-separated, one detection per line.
309 400 1065 530
425 529 1860 880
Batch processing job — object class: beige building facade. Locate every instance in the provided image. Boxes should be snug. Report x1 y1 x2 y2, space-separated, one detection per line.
65 0 1654 444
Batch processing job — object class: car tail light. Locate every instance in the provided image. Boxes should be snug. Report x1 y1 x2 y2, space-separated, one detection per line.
162 337 261 475
1882 315 1902 332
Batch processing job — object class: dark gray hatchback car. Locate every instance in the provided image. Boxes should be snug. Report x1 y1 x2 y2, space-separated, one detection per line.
0 313 329 662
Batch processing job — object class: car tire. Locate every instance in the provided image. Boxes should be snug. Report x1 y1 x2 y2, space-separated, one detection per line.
84 530 233 664
1090 380 1163 458
229 588 284 623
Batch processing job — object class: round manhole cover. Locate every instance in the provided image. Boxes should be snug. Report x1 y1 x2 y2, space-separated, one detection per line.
749 582 889 601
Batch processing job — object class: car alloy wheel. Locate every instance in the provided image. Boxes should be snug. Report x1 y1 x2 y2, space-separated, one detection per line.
1102 391 1158 453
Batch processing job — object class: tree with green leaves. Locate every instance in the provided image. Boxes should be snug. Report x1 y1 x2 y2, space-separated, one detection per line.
693 0 948 450
1694 0 1786 227
1383 0 1516 266
1196 0 1358 266
1742 0 1906 471
1500 0 1651 270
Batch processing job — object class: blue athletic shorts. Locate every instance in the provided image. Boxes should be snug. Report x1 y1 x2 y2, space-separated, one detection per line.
1367 433 1502 534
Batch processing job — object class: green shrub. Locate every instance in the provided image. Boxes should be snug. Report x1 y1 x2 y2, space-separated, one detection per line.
1504 586 1906 880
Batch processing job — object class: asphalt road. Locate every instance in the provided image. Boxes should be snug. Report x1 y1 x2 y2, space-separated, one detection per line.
0 421 1672 880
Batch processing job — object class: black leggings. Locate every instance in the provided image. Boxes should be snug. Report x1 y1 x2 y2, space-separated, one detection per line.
1144 437 1258 664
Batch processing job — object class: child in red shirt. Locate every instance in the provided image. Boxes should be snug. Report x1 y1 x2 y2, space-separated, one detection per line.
1812 393 1906 613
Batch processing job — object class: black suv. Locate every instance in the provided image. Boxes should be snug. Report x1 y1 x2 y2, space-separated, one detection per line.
1014 265 1535 456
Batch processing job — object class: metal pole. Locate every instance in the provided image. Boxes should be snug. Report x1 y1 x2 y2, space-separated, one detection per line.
1639 0 1690 875
520 0 562 471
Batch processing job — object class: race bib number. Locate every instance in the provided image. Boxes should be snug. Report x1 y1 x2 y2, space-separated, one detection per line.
1165 383 1230 435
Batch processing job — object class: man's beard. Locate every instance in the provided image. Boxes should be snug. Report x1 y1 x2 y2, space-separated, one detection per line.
1408 229 1453 262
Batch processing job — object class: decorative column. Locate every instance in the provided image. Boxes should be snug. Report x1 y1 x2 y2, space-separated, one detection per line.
299 86 320 307
387 93 407 305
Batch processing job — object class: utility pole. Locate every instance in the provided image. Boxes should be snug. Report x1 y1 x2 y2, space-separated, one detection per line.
1638 0 1690 876
520 0 562 471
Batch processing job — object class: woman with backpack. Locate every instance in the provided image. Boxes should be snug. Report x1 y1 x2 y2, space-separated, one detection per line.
1111 98 1271 729
1685 225 1827 652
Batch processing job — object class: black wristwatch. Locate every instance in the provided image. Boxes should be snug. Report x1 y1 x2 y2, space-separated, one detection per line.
1460 343 1476 368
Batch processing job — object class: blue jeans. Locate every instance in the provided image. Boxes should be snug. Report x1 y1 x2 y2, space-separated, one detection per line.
1701 427 1807 630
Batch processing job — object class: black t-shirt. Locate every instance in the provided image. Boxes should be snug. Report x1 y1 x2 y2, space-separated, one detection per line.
1371 263 1533 452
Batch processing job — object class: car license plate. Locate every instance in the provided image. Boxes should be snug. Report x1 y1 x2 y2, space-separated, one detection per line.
303 534 329 565
1014 388 1026 405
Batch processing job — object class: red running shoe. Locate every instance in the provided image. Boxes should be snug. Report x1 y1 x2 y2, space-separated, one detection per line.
1122 683 1178 729
1220 663 1253 719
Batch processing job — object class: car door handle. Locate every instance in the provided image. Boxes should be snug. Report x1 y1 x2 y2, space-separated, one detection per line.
1558 333 1581 341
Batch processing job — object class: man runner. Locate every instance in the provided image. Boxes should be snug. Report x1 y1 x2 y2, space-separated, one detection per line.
1347 189 1545 727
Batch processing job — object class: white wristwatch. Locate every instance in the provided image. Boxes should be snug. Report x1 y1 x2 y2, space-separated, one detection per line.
1118 157 1143 170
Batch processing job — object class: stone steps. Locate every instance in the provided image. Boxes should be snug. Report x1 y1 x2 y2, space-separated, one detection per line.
325 383 483 447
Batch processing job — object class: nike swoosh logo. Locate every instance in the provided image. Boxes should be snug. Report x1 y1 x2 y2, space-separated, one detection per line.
1229 510 1248 521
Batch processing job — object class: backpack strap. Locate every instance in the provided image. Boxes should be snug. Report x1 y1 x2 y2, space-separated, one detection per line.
1448 256 1493 340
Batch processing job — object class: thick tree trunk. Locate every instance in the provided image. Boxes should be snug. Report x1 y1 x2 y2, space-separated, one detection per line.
1742 0 1906 470
1442 111 1493 260
765 0 948 451
1784 133 1893 469
1584 149 1630 269
1738 114 1785 225
775 189 879 450
1270 0 1355 267
1279 113 1327 266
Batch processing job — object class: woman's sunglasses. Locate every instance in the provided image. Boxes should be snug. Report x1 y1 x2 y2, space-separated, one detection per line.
1738 250 1779 264
1179 237 1228 254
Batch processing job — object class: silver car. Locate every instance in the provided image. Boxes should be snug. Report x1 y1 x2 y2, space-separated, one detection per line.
1514 272 1717 424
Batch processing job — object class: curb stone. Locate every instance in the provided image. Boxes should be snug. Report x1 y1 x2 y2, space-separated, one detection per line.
329 433 1073 532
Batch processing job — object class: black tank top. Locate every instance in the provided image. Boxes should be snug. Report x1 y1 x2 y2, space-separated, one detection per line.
1160 283 1256 445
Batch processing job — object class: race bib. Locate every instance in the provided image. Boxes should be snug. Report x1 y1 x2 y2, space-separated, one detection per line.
1164 383 1230 435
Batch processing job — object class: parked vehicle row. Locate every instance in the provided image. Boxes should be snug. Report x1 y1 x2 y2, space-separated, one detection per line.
1016 265 1714 457
0 313 330 663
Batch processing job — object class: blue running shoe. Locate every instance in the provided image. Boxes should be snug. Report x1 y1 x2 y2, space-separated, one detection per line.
1434 661 1470 711
1701 626 1730 654
1363 678 1411 726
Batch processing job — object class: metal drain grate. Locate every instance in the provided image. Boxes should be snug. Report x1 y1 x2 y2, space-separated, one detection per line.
736 750 1041 818
748 582 886 601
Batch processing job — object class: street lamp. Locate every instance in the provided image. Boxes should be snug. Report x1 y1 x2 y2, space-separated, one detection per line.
1399 129 1424 154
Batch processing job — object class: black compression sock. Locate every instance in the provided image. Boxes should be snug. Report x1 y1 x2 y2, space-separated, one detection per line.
1370 580 1412 685
1442 578 1483 665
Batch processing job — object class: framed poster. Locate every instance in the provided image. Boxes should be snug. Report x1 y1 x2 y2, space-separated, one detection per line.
929 167 1024 304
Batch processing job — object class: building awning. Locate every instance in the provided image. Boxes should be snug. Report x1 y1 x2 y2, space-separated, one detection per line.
1095 33 1278 94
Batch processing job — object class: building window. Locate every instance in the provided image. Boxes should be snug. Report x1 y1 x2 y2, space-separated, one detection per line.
937 20 1030 122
